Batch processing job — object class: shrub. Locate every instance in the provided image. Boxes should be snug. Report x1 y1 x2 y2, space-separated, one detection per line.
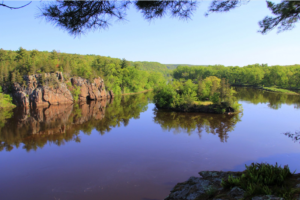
221 162 296 198
0 86 15 108
154 84 176 108
71 85 81 101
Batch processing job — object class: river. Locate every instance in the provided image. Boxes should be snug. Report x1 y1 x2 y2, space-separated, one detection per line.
0 88 300 200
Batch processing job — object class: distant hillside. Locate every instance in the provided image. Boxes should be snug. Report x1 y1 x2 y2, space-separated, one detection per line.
130 61 171 76
165 64 208 70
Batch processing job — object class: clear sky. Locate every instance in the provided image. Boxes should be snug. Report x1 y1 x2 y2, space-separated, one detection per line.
1 0 299 66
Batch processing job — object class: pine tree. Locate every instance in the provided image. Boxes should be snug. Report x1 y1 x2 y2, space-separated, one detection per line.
15 47 28 62
10 71 16 83
3 65 8 83
0 48 6 62
121 58 129 69
16 71 23 83
0 66 3 85
29 63 36 75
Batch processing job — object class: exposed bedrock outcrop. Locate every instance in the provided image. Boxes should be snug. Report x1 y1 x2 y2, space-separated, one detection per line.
165 171 300 200
10 72 114 107
70 76 113 101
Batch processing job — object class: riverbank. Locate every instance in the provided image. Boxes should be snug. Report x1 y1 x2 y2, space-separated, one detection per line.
232 84 299 95
261 86 299 95
121 89 153 96
165 163 300 200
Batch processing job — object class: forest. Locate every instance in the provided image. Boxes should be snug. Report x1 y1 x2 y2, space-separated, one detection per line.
173 64 300 90
0 48 168 96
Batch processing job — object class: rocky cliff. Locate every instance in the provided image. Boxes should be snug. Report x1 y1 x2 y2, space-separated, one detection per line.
8 72 114 107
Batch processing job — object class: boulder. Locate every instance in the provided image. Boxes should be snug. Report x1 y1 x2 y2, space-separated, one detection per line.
227 187 245 199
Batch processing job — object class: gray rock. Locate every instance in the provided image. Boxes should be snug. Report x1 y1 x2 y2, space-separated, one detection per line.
165 176 212 200
227 187 245 199
296 183 300 188
199 171 227 179
252 195 284 200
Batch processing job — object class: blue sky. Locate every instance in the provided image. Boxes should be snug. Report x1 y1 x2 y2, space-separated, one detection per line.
1 0 299 66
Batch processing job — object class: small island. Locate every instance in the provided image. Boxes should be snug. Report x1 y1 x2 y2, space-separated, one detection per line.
154 76 241 114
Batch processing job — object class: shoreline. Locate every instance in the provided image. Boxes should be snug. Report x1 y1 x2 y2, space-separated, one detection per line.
121 89 153 96
232 84 300 95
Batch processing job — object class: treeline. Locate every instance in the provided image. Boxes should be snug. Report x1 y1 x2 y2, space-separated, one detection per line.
173 64 300 89
0 48 167 95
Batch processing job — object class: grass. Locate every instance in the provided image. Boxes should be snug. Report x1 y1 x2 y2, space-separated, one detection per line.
193 101 213 106
262 86 299 95
221 163 300 199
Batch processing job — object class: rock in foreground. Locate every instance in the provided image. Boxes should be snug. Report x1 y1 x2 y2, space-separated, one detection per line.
165 170 300 200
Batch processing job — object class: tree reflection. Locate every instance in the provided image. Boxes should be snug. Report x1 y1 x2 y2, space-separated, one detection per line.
0 92 153 152
283 131 300 144
153 109 242 142
234 87 300 110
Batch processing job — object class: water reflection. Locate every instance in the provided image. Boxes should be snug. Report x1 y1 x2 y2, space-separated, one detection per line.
234 87 300 109
1 88 299 152
283 131 300 144
153 109 242 142
0 92 153 152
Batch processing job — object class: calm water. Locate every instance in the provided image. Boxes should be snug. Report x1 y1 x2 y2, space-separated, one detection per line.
1 88 300 200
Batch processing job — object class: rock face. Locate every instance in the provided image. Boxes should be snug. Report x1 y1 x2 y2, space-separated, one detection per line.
9 72 113 107
71 76 113 101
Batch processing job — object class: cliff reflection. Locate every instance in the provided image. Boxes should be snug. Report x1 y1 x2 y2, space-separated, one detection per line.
234 87 300 109
0 92 153 152
153 109 242 142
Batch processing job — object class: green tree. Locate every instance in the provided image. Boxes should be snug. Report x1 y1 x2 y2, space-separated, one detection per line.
15 47 28 62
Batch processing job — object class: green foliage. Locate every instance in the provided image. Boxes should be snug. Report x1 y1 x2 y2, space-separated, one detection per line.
0 86 15 108
154 84 176 108
204 186 218 198
154 76 240 112
43 75 60 89
211 92 220 104
221 162 296 198
71 85 81 101
173 64 300 90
